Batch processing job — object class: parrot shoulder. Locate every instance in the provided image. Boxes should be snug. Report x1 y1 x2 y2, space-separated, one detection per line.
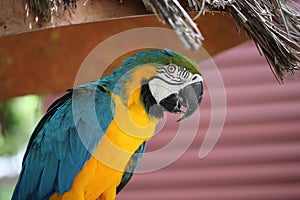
12 82 114 200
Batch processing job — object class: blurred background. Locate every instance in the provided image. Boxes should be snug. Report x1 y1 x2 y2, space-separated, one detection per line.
117 41 300 200
0 1 299 199
0 40 299 200
0 95 41 199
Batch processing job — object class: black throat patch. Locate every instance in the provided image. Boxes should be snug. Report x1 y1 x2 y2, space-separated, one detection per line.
140 81 164 119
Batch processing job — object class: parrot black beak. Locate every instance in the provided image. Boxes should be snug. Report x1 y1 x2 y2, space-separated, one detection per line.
159 81 203 121
177 81 203 121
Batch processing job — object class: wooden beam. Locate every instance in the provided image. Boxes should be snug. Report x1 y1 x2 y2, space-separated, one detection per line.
0 0 147 37
0 1 248 101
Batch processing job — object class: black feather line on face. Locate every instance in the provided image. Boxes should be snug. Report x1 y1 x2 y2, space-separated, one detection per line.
141 80 164 119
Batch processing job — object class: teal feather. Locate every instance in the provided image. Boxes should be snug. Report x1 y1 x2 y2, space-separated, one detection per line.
38 154 58 197
12 85 114 199
12 49 198 199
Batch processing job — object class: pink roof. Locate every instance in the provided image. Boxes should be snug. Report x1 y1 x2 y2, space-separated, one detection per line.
117 41 300 200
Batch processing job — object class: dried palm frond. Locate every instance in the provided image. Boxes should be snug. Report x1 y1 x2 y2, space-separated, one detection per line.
26 0 300 81
141 0 300 81
26 0 76 22
141 0 205 50
203 0 300 81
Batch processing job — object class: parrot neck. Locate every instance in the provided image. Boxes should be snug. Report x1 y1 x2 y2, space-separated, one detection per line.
111 87 160 140
111 65 164 119
108 65 163 138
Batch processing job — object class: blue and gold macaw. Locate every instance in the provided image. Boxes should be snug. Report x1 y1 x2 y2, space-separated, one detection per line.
12 49 203 200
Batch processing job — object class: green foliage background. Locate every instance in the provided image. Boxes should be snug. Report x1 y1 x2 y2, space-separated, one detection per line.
0 95 43 200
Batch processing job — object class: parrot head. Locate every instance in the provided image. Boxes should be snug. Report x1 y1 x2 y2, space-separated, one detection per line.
147 63 203 121
114 49 203 121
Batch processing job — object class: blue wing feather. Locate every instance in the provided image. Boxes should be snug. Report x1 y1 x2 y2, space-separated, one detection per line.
116 141 147 194
12 82 114 200
38 153 58 196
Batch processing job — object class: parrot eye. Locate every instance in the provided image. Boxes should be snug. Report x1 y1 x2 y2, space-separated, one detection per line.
167 64 176 74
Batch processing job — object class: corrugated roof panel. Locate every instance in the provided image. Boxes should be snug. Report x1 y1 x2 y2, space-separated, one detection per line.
117 41 300 200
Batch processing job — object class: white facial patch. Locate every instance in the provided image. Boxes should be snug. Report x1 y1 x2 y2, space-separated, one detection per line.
148 64 203 103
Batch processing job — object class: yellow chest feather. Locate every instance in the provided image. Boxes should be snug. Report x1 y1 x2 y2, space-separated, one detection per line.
51 66 159 200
